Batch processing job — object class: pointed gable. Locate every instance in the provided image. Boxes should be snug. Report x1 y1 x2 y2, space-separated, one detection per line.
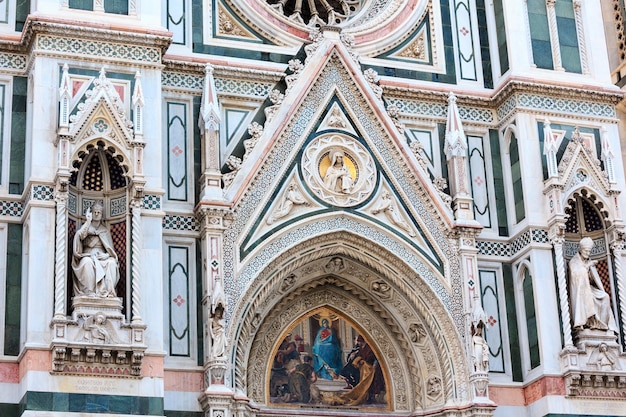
67 68 136 157
220 29 462 306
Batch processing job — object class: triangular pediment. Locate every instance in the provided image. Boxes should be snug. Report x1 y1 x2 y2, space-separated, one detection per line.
558 135 612 198
69 69 135 150
221 34 454 287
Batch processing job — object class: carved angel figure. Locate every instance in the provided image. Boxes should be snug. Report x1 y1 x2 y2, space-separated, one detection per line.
268 181 309 224
371 190 415 237
80 312 118 344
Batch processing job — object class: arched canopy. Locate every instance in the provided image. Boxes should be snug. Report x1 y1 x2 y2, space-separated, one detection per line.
230 231 470 413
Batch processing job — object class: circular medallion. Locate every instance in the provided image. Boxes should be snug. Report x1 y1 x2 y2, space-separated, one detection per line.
302 134 376 207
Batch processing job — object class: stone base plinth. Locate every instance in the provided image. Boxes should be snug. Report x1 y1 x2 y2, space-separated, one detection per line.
72 296 123 319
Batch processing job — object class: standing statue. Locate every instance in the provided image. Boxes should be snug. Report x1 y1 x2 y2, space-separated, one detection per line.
323 150 354 194
472 323 489 372
569 237 618 333
72 202 119 298
210 303 227 358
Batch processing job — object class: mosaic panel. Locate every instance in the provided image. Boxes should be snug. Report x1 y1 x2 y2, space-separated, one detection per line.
142 194 161 210
36 35 161 63
496 95 517 121
162 73 275 97
163 215 199 231
0 200 23 217
31 185 55 201
0 53 27 71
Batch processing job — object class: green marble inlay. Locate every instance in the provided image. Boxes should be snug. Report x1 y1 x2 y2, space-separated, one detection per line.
4 223 22 356
68 0 93 11
9 76 26 195
503 263 522 382
20 391 164 415
104 0 128 15
0 403 20 417
165 411 204 417
489 129 508 236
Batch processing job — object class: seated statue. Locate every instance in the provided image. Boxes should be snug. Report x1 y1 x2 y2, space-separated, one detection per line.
569 237 618 333
72 202 119 298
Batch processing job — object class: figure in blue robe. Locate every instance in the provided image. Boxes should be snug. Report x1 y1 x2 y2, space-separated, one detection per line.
312 318 343 379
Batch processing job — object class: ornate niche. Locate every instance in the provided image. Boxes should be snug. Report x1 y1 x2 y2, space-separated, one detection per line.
51 67 146 378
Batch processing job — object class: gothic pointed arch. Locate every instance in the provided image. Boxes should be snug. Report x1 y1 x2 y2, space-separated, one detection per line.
231 231 470 414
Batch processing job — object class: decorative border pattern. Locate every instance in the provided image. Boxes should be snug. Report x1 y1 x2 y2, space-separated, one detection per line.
386 97 494 123
477 228 549 257
143 194 162 210
110 195 127 216
36 35 161 63
31 185 55 201
162 72 203 91
498 93 616 122
0 52 27 72
215 78 274 97
163 214 199 231
162 72 275 97
0 200 23 217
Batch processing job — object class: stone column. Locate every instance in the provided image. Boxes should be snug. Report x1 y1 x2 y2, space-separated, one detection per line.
53 190 68 320
198 207 231 388
551 227 574 348
545 0 564 71
611 238 626 343
130 198 143 324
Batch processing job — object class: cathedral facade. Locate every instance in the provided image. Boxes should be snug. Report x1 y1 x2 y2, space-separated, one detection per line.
0 1 626 416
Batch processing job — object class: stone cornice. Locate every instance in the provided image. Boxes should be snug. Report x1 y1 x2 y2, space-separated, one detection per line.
383 78 624 111
163 58 285 84
491 79 624 109
0 15 172 55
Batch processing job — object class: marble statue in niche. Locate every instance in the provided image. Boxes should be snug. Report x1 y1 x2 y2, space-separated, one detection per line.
210 303 227 358
568 237 618 333
72 201 119 298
